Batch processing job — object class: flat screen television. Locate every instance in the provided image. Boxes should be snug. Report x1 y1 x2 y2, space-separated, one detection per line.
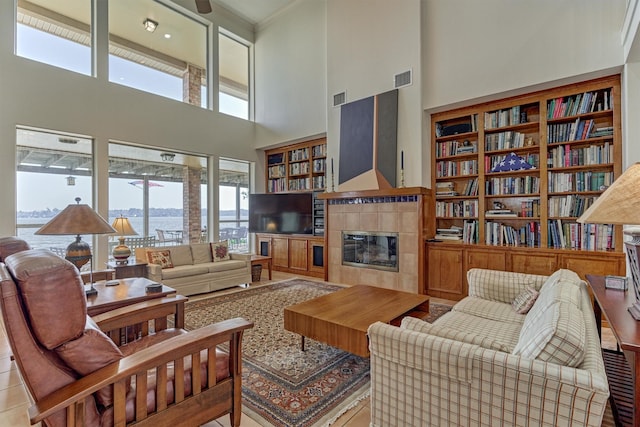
249 193 313 234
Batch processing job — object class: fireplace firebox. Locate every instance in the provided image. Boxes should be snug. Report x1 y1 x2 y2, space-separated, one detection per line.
342 231 398 272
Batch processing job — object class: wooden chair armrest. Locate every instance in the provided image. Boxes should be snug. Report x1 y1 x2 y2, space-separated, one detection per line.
29 317 254 425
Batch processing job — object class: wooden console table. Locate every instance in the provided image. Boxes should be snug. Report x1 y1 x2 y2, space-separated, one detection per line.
586 274 639 426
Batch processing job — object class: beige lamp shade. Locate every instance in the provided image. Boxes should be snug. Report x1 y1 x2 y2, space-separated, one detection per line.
111 215 138 264
577 162 640 225
35 198 115 269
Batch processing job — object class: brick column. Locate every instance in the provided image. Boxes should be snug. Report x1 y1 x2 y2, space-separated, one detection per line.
183 63 203 106
183 166 202 243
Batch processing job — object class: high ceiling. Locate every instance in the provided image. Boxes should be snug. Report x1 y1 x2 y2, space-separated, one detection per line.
210 0 297 25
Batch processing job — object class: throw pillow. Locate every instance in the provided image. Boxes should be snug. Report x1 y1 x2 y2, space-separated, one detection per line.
512 286 539 314
146 250 174 269
211 240 230 261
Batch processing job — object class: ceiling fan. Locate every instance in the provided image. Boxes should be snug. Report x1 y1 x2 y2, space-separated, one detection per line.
195 0 212 14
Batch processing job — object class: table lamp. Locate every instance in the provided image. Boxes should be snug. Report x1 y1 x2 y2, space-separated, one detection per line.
35 197 116 295
577 162 640 320
111 215 138 264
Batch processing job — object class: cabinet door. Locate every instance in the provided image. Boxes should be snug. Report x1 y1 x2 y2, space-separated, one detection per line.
465 247 507 271
510 252 558 276
427 246 464 300
560 253 625 280
308 240 325 274
289 239 308 271
272 237 289 269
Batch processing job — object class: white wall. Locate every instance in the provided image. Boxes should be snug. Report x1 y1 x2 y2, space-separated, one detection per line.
0 1 257 238
254 0 327 147
326 0 422 187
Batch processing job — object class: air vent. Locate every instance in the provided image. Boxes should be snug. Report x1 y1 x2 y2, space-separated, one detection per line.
394 70 412 88
333 91 346 107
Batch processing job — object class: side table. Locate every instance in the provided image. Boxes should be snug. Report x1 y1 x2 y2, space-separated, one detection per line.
586 274 639 427
86 277 175 316
107 260 148 279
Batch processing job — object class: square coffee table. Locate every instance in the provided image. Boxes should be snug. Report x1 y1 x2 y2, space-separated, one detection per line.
284 284 429 357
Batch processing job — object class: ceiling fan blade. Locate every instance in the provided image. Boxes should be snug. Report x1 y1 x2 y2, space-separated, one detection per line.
195 0 212 14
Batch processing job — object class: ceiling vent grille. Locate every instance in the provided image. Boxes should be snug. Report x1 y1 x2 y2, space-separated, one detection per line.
333 91 346 107
394 70 412 88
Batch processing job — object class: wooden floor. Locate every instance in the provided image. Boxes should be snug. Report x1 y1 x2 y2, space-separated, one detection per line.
0 270 619 427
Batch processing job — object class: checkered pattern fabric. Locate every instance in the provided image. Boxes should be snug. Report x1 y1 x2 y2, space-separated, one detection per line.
368 268 609 426
453 296 525 324
467 268 548 303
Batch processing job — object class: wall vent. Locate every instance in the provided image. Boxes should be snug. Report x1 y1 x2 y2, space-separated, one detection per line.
333 91 346 107
394 70 412 88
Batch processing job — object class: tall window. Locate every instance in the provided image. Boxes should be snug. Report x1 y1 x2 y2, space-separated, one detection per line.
219 159 249 252
108 0 209 107
16 128 94 253
219 31 249 119
108 143 208 250
16 0 92 76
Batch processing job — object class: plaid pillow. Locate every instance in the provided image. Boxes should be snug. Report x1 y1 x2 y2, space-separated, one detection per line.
211 240 230 261
512 286 539 314
146 250 174 269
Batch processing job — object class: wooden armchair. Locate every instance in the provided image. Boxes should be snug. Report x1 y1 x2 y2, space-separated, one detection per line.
0 248 253 427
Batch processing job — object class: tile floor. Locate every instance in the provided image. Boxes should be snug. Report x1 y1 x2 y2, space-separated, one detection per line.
0 270 620 427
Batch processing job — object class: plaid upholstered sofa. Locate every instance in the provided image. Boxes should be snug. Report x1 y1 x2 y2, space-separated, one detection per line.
368 268 609 426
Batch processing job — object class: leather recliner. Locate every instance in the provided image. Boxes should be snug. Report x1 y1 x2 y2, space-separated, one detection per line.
0 242 253 427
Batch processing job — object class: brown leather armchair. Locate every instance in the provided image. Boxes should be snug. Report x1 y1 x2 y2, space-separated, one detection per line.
0 247 253 427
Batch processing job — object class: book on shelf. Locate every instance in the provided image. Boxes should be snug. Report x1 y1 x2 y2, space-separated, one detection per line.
436 181 455 189
436 191 459 197
485 213 518 218
435 234 463 240
435 226 463 240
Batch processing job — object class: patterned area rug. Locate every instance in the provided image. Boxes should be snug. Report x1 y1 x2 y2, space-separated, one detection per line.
185 279 372 427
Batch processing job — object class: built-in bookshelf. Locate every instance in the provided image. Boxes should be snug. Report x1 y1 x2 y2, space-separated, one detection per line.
265 138 326 193
427 75 624 300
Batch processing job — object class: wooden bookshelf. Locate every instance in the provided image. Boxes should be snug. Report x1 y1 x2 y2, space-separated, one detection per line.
428 75 625 300
265 138 326 193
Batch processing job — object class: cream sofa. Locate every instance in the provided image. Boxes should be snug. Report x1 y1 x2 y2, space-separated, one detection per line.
368 268 609 427
135 243 251 296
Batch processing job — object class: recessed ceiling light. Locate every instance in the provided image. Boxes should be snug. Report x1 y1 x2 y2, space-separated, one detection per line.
164 33 171 39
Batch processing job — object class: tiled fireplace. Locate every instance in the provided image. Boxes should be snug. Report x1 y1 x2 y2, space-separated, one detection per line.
319 188 433 294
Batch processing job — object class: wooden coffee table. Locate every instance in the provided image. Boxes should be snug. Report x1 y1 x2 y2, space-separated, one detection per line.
284 284 429 357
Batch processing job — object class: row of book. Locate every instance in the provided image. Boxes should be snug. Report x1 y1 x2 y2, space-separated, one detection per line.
548 171 614 193
311 144 326 157
267 178 286 192
288 177 311 191
547 143 612 168
547 89 611 119
484 131 528 151
312 176 325 190
462 220 478 244
434 115 478 137
485 153 539 171
312 159 326 173
485 221 540 247
548 194 598 218
289 148 310 162
485 176 540 195
435 140 477 157
520 199 540 218
547 119 597 143
436 160 478 178
268 164 286 178
548 221 614 251
435 200 478 218
289 162 310 175
484 105 527 130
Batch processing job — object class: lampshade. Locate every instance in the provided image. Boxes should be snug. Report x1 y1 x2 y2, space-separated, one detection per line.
577 162 640 225
577 162 640 321
111 215 138 237
35 198 115 270
111 215 138 264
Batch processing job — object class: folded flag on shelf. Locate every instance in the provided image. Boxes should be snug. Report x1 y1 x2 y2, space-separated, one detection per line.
491 152 533 172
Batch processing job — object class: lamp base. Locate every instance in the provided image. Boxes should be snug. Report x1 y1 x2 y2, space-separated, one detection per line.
85 285 98 297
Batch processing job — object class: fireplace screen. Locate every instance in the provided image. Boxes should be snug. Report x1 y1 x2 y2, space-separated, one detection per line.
342 231 398 272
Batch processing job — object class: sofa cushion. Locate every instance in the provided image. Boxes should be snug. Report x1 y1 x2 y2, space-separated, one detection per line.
401 316 510 352
55 317 125 407
512 286 539 314
191 243 213 264
168 245 193 266
453 296 525 324
160 264 209 280
147 250 174 269
207 259 246 273
211 240 230 261
433 311 522 352
513 301 586 367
